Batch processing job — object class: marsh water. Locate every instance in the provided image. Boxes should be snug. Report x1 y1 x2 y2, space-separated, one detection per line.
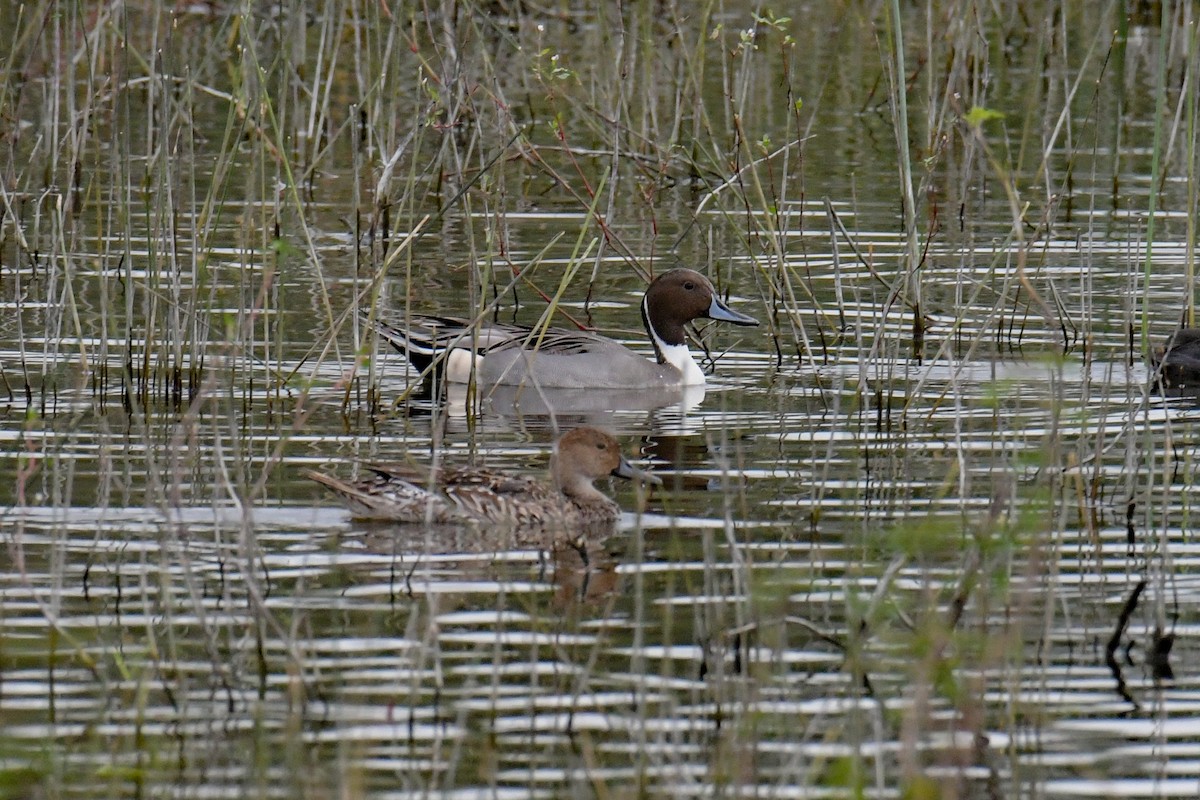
3 2 1200 798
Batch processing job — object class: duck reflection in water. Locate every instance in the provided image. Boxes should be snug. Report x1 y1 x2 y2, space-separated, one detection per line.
548 537 623 609
354 527 627 612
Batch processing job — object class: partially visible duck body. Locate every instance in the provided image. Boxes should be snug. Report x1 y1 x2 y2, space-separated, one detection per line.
305 426 659 530
370 268 759 391
1151 328 1200 391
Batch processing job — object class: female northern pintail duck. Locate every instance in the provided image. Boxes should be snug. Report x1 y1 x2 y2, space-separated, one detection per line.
371 268 759 389
305 426 660 527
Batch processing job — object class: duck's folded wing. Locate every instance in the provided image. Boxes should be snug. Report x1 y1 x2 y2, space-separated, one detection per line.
371 312 607 358
438 466 544 494
440 467 560 524
488 328 607 356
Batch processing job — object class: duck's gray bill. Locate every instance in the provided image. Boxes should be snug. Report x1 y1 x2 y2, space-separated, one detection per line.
708 296 759 326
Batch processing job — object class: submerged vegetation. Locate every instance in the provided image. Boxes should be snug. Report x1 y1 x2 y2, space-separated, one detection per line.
2 1 1199 797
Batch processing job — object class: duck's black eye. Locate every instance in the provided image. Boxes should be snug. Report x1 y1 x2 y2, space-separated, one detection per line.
683 281 695 291
596 442 607 450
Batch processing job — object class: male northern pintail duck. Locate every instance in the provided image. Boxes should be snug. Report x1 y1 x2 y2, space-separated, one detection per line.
370 268 759 389
305 426 660 527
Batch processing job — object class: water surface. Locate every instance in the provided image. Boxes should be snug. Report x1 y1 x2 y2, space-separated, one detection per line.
1 3 1198 798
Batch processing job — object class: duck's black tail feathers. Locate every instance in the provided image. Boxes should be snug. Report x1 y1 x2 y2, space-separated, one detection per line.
364 313 471 373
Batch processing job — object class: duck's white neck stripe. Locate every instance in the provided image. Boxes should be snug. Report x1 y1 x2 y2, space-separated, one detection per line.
643 297 705 385
660 342 705 385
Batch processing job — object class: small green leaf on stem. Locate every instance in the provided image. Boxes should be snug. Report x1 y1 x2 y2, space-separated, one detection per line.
964 105 1004 129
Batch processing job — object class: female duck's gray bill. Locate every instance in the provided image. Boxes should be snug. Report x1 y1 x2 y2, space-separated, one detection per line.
707 296 759 326
613 457 663 485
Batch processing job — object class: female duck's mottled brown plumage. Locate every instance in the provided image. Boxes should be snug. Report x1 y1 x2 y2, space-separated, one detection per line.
305 426 659 528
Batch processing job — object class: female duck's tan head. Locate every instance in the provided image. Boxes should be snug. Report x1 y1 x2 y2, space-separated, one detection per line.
551 427 661 501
